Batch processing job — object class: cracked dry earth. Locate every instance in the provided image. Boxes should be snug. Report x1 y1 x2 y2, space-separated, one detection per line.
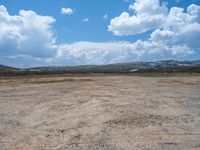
0 75 200 150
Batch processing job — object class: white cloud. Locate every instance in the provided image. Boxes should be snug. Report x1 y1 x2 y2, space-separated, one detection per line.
107 1 200 59
0 3 200 67
187 4 200 21
55 3 200 65
0 5 57 58
0 54 55 68
108 0 168 35
61 7 74 15
82 18 89 22
103 14 108 20
150 4 200 50
56 41 144 65
3 39 196 67
56 39 196 66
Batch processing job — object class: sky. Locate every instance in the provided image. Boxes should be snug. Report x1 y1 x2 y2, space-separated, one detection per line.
0 0 200 67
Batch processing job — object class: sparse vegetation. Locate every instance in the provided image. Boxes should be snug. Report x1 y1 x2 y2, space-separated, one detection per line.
0 60 200 77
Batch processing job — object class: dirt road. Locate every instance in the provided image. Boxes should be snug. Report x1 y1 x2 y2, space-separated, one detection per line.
0 75 200 150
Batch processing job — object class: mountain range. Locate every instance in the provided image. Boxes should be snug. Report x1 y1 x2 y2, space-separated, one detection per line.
0 60 200 76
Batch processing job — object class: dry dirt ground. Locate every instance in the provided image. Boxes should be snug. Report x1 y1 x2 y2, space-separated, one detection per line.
0 74 200 150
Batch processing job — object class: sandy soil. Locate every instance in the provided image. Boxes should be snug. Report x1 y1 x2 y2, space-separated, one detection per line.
0 75 200 150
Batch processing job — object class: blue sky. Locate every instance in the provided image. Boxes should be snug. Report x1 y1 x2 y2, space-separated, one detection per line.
0 0 200 67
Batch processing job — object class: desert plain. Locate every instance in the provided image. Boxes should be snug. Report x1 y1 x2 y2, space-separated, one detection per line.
0 74 200 150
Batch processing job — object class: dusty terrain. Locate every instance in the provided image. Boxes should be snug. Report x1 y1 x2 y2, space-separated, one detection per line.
0 74 200 150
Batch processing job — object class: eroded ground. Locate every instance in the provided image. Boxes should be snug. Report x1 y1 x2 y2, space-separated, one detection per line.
0 74 200 150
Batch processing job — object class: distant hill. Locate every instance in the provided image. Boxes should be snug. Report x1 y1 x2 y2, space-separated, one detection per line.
0 60 200 76
0 65 20 72
31 60 200 73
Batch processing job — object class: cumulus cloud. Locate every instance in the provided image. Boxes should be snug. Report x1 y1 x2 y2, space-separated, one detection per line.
150 4 200 52
56 39 196 66
61 7 75 15
82 18 89 22
56 41 144 65
0 5 57 58
107 1 200 60
0 3 200 67
108 0 168 35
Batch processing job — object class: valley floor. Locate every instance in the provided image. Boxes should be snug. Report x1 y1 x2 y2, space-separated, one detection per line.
0 74 200 150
